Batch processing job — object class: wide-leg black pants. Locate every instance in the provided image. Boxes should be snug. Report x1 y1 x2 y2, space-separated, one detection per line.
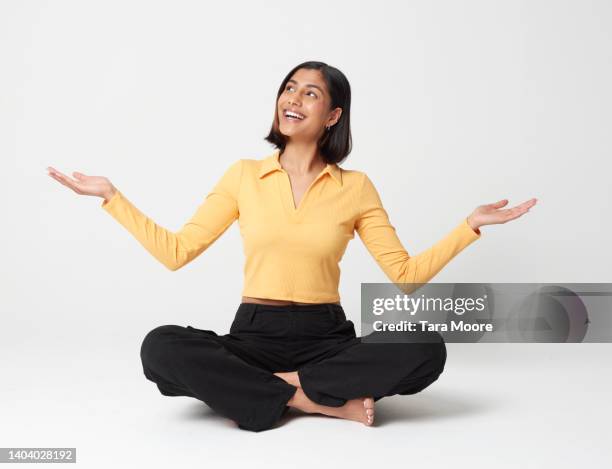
140 302 447 432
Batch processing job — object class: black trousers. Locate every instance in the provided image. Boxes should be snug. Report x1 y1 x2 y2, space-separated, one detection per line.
140 302 447 432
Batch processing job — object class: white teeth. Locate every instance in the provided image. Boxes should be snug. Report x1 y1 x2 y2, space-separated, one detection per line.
285 110 305 120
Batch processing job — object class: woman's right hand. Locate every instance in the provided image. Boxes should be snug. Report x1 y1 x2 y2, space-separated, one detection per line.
47 166 117 202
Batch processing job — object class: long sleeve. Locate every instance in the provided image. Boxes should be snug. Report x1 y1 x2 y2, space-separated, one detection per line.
101 159 243 271
355 173 481 291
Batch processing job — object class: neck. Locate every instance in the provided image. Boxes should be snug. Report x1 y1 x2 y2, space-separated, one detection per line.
280 141 326 175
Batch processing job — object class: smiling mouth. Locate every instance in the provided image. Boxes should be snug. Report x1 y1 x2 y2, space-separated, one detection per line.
283 109 306 122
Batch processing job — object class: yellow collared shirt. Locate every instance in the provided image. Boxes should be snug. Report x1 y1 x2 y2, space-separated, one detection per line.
102 149 481 303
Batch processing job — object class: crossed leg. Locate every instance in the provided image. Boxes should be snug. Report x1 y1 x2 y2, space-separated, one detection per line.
140 324 299 432
279 328 447 426
140 324 445 431
275 371 375 425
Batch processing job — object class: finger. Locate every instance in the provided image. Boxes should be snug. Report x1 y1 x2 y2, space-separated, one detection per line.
48 167 70 179
48 171 83 193
514 199 537 210
487 199 509 208
48 172 72 189
73 171 87 180
48 172 74 189
51 170 79 185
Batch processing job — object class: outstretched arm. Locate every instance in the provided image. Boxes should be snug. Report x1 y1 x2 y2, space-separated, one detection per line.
355 173 537 293
100 160 243 271
355 173 481 292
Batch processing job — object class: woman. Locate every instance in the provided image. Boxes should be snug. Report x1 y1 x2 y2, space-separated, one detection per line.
47 60 537 432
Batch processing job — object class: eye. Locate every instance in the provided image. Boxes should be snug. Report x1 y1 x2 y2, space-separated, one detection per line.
285 85 318 98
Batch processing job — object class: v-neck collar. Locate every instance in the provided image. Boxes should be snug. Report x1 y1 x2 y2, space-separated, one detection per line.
258 149 343 219
258 149 343 186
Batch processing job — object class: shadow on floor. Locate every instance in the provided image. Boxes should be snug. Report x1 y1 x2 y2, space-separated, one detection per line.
178 390 499 430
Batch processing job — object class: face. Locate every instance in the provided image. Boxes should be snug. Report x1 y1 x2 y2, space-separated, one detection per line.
276 68 342 142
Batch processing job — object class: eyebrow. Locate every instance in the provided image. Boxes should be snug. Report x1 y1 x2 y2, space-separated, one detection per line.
287 79 325 94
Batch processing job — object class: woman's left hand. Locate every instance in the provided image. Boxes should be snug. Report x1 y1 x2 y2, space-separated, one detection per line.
467 198 537 232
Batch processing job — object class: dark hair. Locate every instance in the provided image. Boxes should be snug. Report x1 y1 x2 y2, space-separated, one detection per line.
264 61 352 165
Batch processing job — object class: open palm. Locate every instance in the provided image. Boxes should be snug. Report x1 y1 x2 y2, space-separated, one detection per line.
47 166 115 200
469 198 537 230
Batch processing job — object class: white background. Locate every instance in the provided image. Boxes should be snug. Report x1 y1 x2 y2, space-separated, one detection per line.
1 1 610 468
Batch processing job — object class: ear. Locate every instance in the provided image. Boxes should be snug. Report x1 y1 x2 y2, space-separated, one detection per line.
327 107 342 126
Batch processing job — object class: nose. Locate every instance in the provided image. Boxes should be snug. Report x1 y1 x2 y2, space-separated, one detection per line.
287 96 301 107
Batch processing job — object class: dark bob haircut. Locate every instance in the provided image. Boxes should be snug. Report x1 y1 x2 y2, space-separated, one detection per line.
264 60 352 165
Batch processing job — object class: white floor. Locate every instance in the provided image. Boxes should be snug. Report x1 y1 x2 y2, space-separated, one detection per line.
1 325 610 469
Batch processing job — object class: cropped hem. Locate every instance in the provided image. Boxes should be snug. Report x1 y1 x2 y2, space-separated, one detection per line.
240 290 341 304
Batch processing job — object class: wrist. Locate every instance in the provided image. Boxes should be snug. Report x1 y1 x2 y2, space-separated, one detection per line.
466 215 481 234
103 186 117 203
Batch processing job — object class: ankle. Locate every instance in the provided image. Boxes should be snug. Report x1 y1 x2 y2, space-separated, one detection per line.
287 387 316 413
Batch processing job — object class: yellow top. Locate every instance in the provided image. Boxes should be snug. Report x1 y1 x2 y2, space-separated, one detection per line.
102 149 481 303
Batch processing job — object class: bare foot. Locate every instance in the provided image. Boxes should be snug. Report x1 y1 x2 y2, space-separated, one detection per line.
288 387 375 426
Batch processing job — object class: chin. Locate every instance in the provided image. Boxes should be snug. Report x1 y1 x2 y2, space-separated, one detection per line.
278 126 297 137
